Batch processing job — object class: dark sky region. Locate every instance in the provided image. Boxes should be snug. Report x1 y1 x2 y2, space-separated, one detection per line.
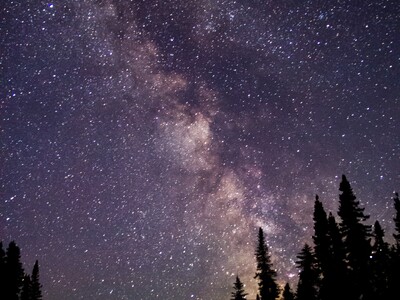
1 0 399 299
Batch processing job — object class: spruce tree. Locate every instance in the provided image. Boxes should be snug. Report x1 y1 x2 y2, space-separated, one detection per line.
370 221 390 299
0 242 4 267
388 192 400 298
254 227 279 300
296 244 318 300
5 241 24 300
21 274 32 300
230 276 247 300
31 260 42 300
337 175 371 299
0 242 5 299
393 192 400 248
312 195 329 299
312 195 330 268
326 213 349 300
282 283 295 300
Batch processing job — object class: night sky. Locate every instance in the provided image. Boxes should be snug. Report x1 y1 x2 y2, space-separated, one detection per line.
1 0 400 299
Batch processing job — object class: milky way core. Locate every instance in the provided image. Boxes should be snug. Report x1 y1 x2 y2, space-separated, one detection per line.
1 1 399 299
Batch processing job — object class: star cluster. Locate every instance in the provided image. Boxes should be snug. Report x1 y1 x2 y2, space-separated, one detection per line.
1 1 399 299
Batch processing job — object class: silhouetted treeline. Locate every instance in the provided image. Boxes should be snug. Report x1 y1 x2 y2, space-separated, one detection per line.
231 175 400 300
0 241 42 300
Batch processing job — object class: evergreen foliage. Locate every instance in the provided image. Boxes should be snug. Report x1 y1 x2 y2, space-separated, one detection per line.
254 227 279 300
31 260 42 300
337 175 372 299
312 195 329 299
324 212 349 300
296 244 318 300
388 192 400 298
394 192 400 247
21 275 32 300
230 276 247 300
0 242 6 298
282 283 295 300
0 241 43 300
369 221 390 299
237 175 398 300
5 241 25 300
312 195 330 273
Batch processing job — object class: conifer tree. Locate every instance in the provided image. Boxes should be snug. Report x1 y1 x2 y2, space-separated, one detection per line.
21 274 32 300
369 221 390 299
312 195 329 298
388 192 400 298
282 283 295 300
0 242 4 267
296 244 318 300
325 213 349 300
0 242 5 299
230 276 247 300
31 260 42 300
312 195 330 270
5 241 24 300
393 192 400 248
254 227 279 300
337 175 371 299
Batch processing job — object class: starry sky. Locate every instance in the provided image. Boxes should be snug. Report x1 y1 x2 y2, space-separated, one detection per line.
1 0 399 299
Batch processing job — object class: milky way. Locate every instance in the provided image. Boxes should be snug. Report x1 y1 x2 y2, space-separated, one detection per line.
1 1 399 299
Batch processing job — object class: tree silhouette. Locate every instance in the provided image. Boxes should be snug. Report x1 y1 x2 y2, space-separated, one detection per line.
0 242 6 299
230 276 247 300
388 192 400 298
228 178 400 300
312 195 330 266
296 244 318 300
312 195 329 299
325 213 349 300
369 220 390 299
393 192 400 247
0 242 42 300
282 283 295 300
31 260 42 300
21 274 32 300
5 241 24 300
337 175 372 299
254 227 279 300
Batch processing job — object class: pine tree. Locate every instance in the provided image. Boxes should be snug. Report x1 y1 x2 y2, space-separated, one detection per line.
393 192 400 248
282 283 295 300
0 242 6 300
337 175 372 299
325 213 349 300
254 227 279 300
312 195 329 299
230 276 247 300
0 242 5 267
5 241 24 300
31 260 42 300
296 244 318 300
21 274 32 300
312 195 330 268
388 192 400 298
369 221 390 299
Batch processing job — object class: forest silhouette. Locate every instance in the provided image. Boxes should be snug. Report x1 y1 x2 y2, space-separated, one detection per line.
2 175 400 300
232 175 400 300
0 241 42 300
